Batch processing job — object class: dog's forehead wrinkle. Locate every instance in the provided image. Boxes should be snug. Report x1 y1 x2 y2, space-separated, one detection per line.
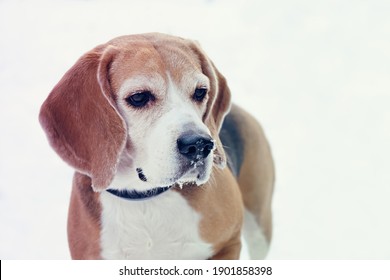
153 41 200 67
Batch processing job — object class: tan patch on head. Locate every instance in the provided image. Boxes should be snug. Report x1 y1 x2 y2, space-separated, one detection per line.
108 42 167 96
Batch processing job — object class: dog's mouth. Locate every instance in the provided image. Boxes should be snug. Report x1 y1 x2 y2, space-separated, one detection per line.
176 164 208 186
135 159 210 188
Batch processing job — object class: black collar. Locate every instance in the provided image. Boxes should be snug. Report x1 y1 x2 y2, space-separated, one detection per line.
106 186 172 201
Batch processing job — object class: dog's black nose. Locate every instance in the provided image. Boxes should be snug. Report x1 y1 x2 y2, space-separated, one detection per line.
177 135 215 161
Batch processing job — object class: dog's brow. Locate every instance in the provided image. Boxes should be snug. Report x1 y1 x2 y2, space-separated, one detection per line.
118 75 166 96
196 74 210 88
177 73 210 94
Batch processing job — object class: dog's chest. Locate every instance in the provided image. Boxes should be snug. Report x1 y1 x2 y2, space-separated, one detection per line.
99 191 213 259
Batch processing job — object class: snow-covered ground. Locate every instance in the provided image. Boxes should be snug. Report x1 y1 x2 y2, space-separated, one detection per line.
1 0 389 259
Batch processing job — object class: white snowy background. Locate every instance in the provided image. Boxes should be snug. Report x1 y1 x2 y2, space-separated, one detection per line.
1 0 389 259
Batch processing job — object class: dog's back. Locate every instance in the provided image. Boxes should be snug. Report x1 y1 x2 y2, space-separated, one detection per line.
221 104 275 259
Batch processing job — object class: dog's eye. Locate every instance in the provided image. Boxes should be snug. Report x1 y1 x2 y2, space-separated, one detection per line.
193 88 207 102
125 91 153 108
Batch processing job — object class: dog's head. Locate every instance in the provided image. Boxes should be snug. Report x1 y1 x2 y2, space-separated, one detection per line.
39 33 231 192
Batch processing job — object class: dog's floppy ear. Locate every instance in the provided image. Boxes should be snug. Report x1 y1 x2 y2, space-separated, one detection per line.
189 42 232 168
39 45 126 191
209 63 232 132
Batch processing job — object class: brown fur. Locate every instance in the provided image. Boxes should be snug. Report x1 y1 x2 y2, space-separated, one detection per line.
67 173 102 259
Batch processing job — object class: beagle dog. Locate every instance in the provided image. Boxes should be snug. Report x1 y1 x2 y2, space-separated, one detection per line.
39 33 274 260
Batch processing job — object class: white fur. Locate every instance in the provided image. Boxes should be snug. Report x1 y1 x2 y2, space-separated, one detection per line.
242 209 269 259
100 190 213 260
